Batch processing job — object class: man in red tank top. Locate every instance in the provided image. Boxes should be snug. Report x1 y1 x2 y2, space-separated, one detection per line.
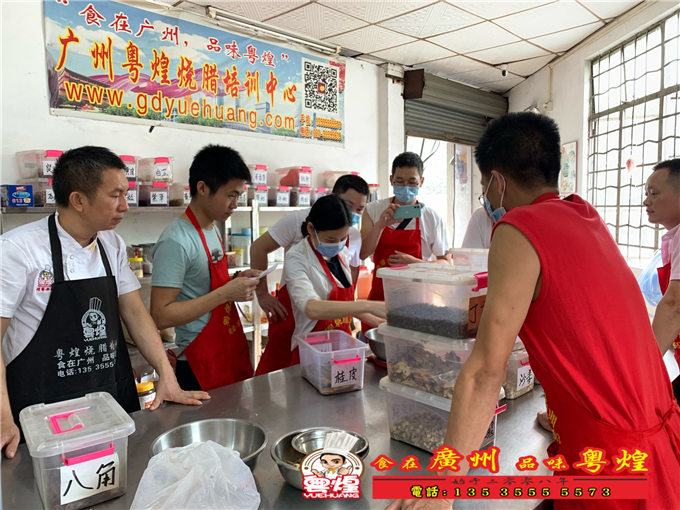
386 113 679 510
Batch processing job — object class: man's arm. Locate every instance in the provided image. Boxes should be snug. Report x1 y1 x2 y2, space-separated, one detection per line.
119 291 210 409
360 204 399 260
1 318 20 459
251 232 288 322
652 279 680 353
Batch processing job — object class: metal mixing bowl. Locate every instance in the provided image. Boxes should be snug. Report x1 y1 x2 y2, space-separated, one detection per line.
271 427 369 490
364 328 386 361
149 418 267 470
291 428 369 456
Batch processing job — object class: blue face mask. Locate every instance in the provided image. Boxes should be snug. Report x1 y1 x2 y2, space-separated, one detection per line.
351 212 361 227
483 174 507 223
313 230 346 259
393 185 419 203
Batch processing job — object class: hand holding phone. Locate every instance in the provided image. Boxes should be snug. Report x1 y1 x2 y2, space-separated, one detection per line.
392 204 422 220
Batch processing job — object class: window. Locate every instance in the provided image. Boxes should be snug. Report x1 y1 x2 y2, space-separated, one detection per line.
588 10 680 261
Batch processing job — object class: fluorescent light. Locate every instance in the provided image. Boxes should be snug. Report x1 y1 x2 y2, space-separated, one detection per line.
206 6 340 55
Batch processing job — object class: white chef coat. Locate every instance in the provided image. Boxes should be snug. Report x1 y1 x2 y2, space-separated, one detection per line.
461 207 493 249
661 223 679 281
1 213 140 364
268 207 362 267
282 238 353 349
365 198 449 260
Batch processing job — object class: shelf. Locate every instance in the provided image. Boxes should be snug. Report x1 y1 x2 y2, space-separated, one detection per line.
260 206 308 212
1 206 187 214
233 207 252 212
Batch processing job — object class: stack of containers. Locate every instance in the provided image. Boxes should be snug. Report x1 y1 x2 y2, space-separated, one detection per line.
377 255 507 452
274 166 312 207
14 150 64 207
137 157 175 207
120 155 139 207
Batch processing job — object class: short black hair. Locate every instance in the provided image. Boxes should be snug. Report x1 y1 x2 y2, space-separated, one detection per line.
189 144 251 196
474 112 561 188
320 453 346 464
392 152 424 177
52 146 125 207
300 194 352 238
332 174 369 196
653 158 680 192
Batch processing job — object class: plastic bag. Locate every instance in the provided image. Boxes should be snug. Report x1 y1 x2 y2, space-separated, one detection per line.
638 251 663 307
131 441 260 510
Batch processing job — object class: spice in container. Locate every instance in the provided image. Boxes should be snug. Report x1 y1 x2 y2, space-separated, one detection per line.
136 381 156 410
129 258 144 278
234 249 244 267
226 251 237 268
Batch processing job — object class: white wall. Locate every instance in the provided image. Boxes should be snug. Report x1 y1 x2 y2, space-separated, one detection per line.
1 0 391 244
508 1 679 199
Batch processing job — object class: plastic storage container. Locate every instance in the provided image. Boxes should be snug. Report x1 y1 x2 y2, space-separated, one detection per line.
1 184 34 207
503 347 534 400
377 266 487 339
125 181 138 207
138 157 173 182
248 185 268 206
226 251 237 269
298 330 368 395
380 323 475 399
22 179 53 207
276 166 312 187
448 248 489 272
119 155 138 180
19 392 136 510
380 377 505 453
368 184 380 203
16 150 63 179
231 232 251 265
168 182 188 207
248 164 268 186
295 187 311 207
139 182 168 206
269 186 290 207
129 258 143 278
237 185 248 206
311 187 328 205
234 249 244 267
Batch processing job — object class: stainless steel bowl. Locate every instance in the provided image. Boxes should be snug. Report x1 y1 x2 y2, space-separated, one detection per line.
291 428 369 456
365 328 386 361
149 418 267 470
271 427 369 490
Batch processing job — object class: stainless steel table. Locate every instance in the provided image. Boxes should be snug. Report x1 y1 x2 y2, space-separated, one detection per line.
1 363 553 510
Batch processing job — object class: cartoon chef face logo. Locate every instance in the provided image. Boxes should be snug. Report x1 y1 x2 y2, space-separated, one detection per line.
300 432 363 499
36 265 53 292
211 248 224 264
81 297 107 342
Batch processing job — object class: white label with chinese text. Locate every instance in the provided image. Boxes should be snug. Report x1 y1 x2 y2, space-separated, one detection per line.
124 163 136 178
255 191 267 205
183 190 191 204
126 190 137 205
60 452 120 505
154 164 171 179
43 160 55 176
299 172 311 186
253 170 267 185
276 191 289 206
299 193 311 206
46 188 56 205
517 365 533 391
150 191 168 205
331 361 360 388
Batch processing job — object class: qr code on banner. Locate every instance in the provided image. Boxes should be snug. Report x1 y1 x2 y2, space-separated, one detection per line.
303 59 339 114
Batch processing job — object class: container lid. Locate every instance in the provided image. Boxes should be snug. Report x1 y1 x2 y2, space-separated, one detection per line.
136 381 154 392
19 392 136 458
256 185 268 191
379 377 507 413
128 181 137 188
234 249 244 252
120 155 137 162
45 150 63 157
276 166 312 172
151 182 168 188
378 323 475 350
377 266 480 286
129 257 143 262
155 157 170 163
300 330 368 355
278 186 290 191
300 187 311 192
253 164 267 170
315 187 327 193
19 178 50 184
508 348 529 362
241 228 252 236
369 183 380 187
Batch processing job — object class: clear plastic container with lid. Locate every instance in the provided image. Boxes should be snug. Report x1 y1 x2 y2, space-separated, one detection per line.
379 322 475 399
248 185 268 206
119 155 138 180
138 157 174 182
368 184 380 203
503 347 534 400
139 182 168 206
168 182 188 207
22 179 54 207
377 265 488 339
294 187 311 207
126 181 138 207
380 377 505 453
311 187 327 205
237 185 248 206
16 150 63 179
19 392 136 510
322 170 359 188
129 257 143 278
298 330 368 396
248 164 268 186
448 248 489 272
269 186 290 207
276 166 312 187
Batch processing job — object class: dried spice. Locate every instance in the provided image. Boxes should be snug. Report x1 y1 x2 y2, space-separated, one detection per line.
34 191 46 207
169 198 184 207
387 344 463 399
387 304 471 339
289 190 299 206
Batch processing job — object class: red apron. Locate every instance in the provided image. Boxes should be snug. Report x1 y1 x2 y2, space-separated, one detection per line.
181 207 253 390
256 237 354 375
362 201 422 335
657 262 680 368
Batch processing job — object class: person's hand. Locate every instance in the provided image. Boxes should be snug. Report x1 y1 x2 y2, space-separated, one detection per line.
256 288 289 323
1 410 20 459
356 313 385 328
237 269 262 279
389 251 421 266
149 371 210 411
537 411 552 432
339 467 350 475
376 204 402 229
360 300 386 320
222 277 259 302
386 499 453 510
311 469 321 477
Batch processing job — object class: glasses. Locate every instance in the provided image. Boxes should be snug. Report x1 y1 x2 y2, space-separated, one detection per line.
477 193 486 206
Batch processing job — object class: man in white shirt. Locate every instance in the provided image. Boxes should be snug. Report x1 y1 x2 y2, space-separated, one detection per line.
0 146 208 458
461 206 493 249
250 174 369 323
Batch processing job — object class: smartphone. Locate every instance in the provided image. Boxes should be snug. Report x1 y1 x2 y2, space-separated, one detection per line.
393 203 422 220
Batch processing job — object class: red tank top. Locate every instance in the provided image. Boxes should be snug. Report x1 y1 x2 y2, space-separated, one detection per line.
495 193 674 430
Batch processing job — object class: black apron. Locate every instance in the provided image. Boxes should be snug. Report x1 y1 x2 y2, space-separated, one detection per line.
6 214 138 438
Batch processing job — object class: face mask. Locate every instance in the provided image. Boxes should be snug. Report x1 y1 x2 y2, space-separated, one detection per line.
483 174 507 223
393 185 419 203
351 212 361 227
313 230 345 258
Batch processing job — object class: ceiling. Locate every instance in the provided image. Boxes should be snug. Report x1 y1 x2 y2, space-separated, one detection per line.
159 0 644 94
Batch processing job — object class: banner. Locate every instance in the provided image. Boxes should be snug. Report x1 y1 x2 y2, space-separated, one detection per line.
43 0 346 144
